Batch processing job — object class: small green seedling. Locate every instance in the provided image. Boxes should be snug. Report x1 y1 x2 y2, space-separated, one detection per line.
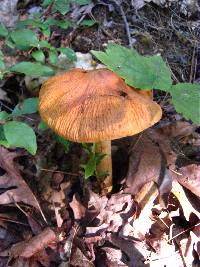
81 143 106 179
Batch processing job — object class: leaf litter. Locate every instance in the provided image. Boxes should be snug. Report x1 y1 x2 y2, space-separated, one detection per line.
61 121 199 267
0 146 42 210
0 119 199 266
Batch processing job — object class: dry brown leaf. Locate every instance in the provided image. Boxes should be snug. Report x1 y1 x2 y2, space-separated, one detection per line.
171 180 200 221
125 134 161 195
108 234 147 267
172 164 200 197
0 147 41 210
0 227 58 259
88 190 108 211
102 247 126 266
86 193 136 236
45 181 70 227
125 121 198 206
132 190 156 239
69 194 87 221
125 133 172 207
69 247 94 267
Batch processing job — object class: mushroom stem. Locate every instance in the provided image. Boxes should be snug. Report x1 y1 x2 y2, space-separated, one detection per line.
96 140 112 194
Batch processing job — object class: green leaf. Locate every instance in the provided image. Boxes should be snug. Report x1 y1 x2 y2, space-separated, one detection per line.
83 153 96 179
44 18 71 29
42 27 51 37
92 44 172 91
10 29 39 49
38 40 52 49
80 19 96 27
12 98 38 116
0 50 5 70
17 19 42 29
58 47 76 61
0 23 8 37
5 39 15 49
72 0 91 5
53 134 70 153
48 50 58 64
38 121 48 131
10 62 54 77
17 18 34 27
3 121 37 155
0 50 3 58
32 50 45 63
169 83 200 125
54 0 69 15
0 60 5 70
42 0 53 7
0 111 10 120
0 125 9 147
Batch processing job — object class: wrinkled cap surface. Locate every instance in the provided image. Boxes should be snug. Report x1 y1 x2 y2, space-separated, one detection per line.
39 68 162 142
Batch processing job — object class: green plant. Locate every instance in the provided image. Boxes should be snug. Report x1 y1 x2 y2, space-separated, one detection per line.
92 44 200 125
0 98 38 155
0 0 95 80
81 143 106 179
0 0 95 157
0 96 73 155
0 23 76 78
42 0 92 15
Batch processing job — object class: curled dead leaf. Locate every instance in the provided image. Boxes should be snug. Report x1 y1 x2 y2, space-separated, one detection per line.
0 147 41 210
0 227 58 259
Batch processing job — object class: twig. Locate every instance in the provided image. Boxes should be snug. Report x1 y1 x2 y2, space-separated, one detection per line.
189 42 198 83
12 192 48 225
144 252 179 264
40 168 79 177
169 168 183 176
167 222 200 243
14 198 48 226
111 0 133 48
0 217 28 226
166 60 179 83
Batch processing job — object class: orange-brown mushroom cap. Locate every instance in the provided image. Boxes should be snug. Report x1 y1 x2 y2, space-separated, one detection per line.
39 68 162 142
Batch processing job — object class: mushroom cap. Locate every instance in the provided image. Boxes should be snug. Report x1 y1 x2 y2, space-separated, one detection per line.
39 68 162 142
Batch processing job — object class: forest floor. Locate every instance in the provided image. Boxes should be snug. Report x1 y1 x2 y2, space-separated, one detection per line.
0 0 199 266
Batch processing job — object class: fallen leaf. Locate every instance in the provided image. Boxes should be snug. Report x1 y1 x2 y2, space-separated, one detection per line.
125 133 172 207
69 194 87 221
108 233 147 267
0 227 58 258
102 247 126 266
0 147 42 210
125 121 199 206
70 247 94 267
46 181 71 227
172 164 200 197
171 180 200 221
86 193 136 235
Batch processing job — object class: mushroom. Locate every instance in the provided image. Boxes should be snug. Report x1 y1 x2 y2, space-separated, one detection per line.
39 68 162 194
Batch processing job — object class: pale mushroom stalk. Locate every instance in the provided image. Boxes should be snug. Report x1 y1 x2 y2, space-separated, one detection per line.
96 140 112 194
